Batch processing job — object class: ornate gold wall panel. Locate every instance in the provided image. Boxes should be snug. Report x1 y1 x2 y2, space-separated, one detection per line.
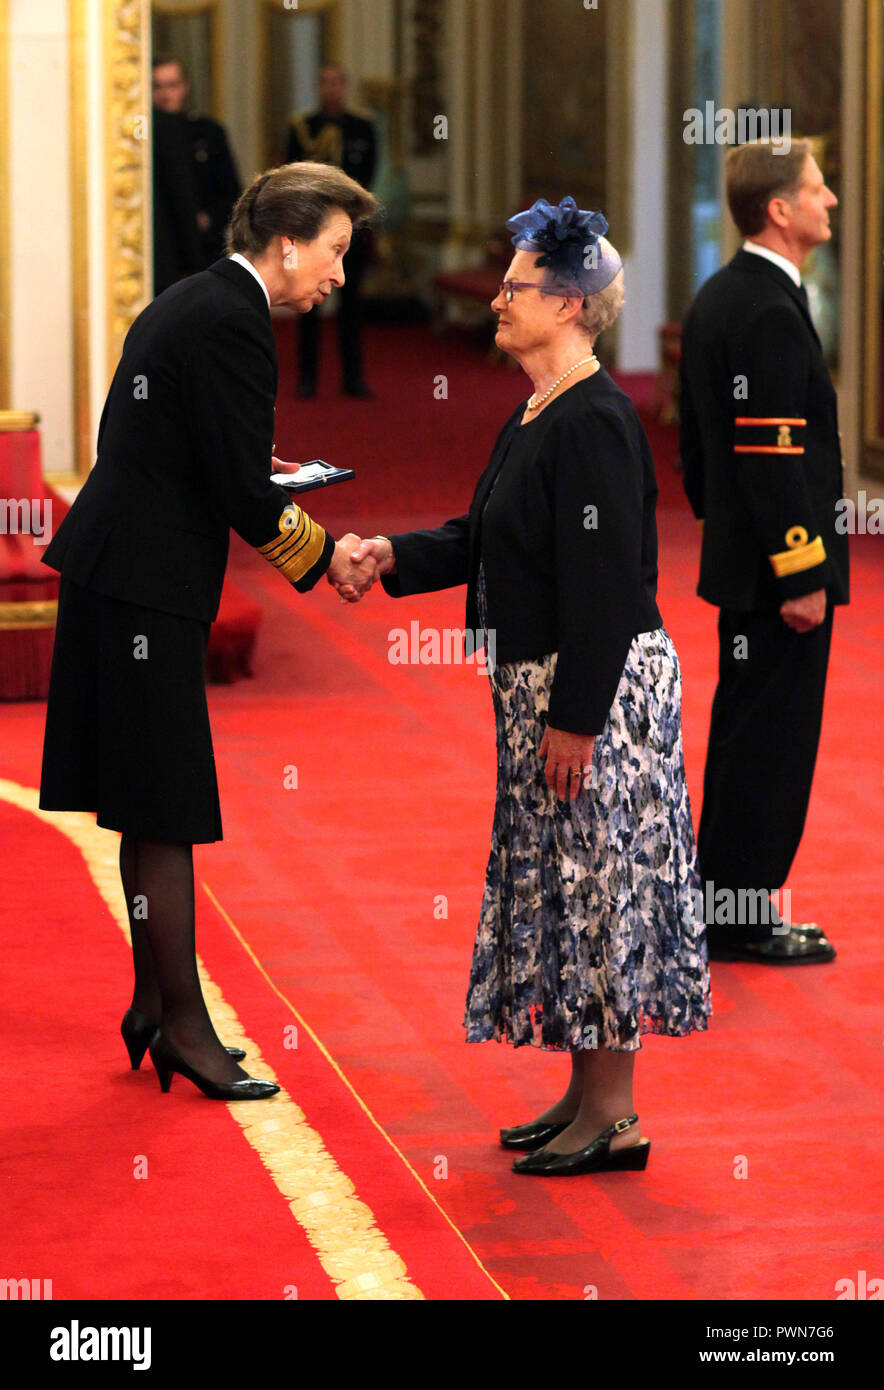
104 0 151 382
70 0 91 479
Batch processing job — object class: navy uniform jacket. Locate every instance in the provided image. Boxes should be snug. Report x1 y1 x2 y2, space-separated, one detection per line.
679 248 849 610
286 108 376 190
381 370 663 736
152 107 204 294
42 259 335 620
186 113 241 265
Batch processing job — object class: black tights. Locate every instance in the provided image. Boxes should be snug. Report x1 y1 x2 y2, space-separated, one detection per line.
119 835 245 1083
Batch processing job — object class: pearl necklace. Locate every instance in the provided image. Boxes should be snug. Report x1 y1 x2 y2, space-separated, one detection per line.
526 354 597 412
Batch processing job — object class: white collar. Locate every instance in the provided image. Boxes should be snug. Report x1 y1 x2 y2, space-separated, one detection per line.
742 240 802 288
228 253 270 306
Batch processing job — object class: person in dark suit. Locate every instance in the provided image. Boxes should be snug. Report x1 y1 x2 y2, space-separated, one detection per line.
286 64 377 397
349 199 710 1178
151 104 204 295
679 138 849 964
39 162 378 1100
152 55 242 267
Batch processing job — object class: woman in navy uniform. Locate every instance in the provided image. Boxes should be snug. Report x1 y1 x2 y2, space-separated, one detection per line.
353 200 711 1176
39 163 376 1099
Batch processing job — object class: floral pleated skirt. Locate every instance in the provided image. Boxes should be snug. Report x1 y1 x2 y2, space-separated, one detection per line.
463 569 711 1052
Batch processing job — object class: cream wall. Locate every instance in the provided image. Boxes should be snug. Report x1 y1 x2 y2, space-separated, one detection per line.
617 0 669 373
8 0 73 471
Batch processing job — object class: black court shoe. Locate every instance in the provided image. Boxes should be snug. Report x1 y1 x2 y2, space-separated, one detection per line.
499 1119 572 1151
121 1008 246 1069
512 1114 650 1176
148 1031 279 1101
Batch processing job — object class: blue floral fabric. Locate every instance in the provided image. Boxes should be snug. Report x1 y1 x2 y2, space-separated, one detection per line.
463 562 711 1052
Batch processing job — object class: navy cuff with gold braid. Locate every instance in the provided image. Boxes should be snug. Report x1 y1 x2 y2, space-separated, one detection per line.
258 503 335 592
768 525 827 580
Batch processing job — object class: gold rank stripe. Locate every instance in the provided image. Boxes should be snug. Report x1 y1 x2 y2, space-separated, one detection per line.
0 780 435 1301
734 417 807 426
259 509 327 583
769 534 826 577
734 444 805 455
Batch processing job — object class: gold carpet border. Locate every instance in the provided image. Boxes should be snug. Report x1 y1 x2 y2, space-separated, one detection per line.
0 780 424 1300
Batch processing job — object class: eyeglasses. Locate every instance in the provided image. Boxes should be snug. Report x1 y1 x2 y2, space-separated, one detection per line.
498 280 584 304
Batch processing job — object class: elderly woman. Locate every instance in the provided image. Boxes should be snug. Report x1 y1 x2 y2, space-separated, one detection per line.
353 198 710 1175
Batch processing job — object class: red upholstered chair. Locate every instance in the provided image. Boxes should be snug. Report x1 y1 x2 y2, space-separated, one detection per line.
0 414 69 700
205 581 262 684
0 413 260 694
432 238 512 331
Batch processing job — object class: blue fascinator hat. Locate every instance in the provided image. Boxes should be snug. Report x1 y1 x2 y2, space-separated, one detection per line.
505 196 623 296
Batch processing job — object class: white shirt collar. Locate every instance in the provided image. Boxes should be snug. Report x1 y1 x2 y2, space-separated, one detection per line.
228 252 270 306
742 240 802 288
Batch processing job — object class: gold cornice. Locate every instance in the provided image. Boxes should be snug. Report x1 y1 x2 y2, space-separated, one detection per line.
0 0 10 409
104 0 151 382
70 0 91 479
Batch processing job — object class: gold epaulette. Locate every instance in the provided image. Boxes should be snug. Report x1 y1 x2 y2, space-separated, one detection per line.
258 505 326 584
769 526 826 578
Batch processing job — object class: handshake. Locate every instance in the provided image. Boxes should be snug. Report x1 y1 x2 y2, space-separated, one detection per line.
270 459 394 605
326 533 396 603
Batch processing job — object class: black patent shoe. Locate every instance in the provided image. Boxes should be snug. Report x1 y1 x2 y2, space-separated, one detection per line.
706 926 835 965
499 1118 573 1151
512 1114 650 1176
121 1008 246 1069
147 1031 279 1101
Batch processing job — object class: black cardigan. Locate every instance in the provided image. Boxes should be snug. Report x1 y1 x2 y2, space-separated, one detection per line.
382 368 662 735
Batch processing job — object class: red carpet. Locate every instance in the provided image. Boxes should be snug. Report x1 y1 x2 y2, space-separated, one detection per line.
2 319 883 1300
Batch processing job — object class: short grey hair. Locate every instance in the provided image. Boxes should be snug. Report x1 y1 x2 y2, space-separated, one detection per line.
578 267 625 343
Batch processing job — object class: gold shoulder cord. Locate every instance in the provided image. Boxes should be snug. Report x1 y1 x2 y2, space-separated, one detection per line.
290 115 343 167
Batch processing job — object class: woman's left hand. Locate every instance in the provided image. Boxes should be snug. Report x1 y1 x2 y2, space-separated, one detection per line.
539 725 596 801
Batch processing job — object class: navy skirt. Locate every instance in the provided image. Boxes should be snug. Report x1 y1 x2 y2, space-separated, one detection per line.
39 577 223 843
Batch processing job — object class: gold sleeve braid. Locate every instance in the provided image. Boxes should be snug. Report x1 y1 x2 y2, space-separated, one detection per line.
259 505 327 583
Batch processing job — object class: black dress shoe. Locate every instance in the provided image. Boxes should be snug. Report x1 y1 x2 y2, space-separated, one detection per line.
121 1008 246 1069
148 1032 279 1101
778 919 826 940
512 1114 650 1177
342 380 374 398
499 1118 573 1151
707 926 835 965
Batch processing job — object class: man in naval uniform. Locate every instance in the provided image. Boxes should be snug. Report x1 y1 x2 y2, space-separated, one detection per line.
286 63 377 398
679 137 849 964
